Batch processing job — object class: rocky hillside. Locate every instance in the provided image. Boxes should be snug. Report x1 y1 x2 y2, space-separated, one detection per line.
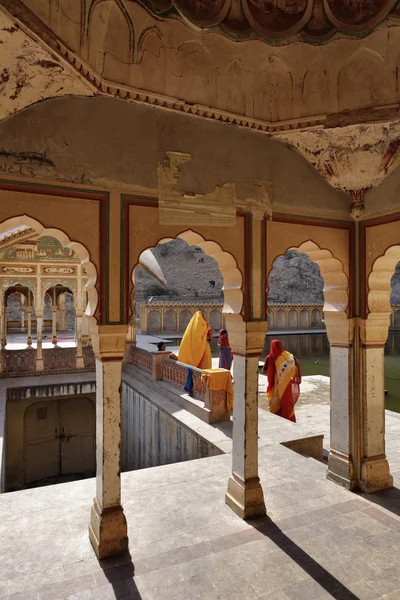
135 239 400 305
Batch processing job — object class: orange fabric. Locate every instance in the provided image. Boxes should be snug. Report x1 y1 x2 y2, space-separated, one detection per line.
201 368 234 412
178 311 212 369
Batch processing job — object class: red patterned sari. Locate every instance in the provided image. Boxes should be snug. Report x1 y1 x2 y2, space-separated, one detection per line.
263 340 300 423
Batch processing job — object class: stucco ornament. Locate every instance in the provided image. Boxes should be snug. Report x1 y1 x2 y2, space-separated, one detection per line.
138 0 400 43
278 121 400 219
237 180 273 219
158 151 236 226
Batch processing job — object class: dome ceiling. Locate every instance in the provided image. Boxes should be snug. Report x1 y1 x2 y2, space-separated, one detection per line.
137 0 400 43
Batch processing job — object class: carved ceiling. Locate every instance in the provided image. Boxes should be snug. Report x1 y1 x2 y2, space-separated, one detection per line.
137 0 400 43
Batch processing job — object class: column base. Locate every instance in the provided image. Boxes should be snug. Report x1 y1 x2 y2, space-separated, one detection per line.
52 337 57 345
327 449 357 491
359 455 393 493
35 358 44 371
225 472 266 519
76 357 85 369
89 497 129 559
27 337 32 346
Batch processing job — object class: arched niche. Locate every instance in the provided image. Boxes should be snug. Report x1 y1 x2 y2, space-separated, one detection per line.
302 61 329 116
254 55 293 122
367 246 400 343
88 0 134 79
267 240 349 341
133 229 243 319
338 48 393 112
0 216 97 322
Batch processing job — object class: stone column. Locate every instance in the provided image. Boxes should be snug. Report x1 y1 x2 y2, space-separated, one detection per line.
81 314 90 345
326 313 393 493
20 295 25 333
225 315 267 519
89 324 129 559
58 293 67 331
36 312 44 371
51 306 57 345
27 306 32 345
75 311 84 369
1 305 6 348
358 315 393 492
326 313 357 490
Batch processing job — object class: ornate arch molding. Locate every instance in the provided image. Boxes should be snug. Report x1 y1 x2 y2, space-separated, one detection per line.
0 216 98 318
134 229 243 317
367 245 400 342
268 239 349 341
138 0 400 44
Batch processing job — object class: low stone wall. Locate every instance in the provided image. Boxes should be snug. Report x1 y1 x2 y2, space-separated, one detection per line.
121 374 223 472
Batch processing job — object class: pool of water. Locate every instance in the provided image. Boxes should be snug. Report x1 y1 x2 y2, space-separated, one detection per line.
260 333 400 413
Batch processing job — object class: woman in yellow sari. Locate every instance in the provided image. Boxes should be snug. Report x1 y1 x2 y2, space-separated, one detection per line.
178 311 213 369
263 339 301 422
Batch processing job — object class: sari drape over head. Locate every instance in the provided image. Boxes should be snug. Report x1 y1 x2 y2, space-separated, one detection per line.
264 339 298 422
178 311 212 369
218 329 233 370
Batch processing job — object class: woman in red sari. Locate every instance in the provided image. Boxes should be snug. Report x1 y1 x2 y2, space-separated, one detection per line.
218 329 233 370
263 339 301 422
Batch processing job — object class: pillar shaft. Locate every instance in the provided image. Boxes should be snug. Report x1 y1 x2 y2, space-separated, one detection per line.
36 313 44 371
59 293 67 331
27 306 32 345
75 313 84 368
326 314 392 493
225 316 267 519
358 316 393 492
1 307 7 347
51 306 57 345
89 325 128 559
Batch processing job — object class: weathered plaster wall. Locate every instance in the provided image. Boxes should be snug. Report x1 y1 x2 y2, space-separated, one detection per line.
0 95 350 218
121 378 222 472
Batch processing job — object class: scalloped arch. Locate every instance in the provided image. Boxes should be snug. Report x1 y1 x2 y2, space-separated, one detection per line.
0 216 98 319
368 245 400 316
134 229 243 316
268 239 348 315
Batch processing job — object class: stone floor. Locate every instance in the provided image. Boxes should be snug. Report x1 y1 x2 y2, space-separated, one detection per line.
1 376 400 599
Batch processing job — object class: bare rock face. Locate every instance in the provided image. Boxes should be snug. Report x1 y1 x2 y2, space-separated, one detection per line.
135 239 224 299
135 240 400 306
268 250 324 304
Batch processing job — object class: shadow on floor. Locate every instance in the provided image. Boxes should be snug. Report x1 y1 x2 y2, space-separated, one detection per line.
361 485 400 517
252 517 359 600
99 552 141 599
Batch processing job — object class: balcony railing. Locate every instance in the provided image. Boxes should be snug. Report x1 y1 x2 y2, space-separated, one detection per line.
125 345 231 423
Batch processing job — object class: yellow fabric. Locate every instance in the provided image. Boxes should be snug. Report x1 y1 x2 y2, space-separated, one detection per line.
266 351 297 418
178 311 212 369
201 368 234 412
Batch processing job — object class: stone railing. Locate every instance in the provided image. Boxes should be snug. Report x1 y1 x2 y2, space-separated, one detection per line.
43 347 77 371
162 359 205 401
140 299 224 334
1 348 36 373
126 345 153 372
0 346 95 376
125 346 231 423
83 346 95 369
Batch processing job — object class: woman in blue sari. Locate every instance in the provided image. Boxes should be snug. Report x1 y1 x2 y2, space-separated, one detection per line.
218 329 233 370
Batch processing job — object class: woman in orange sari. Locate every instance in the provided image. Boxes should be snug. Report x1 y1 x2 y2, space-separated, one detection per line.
263 339 301 422
178 311 213 369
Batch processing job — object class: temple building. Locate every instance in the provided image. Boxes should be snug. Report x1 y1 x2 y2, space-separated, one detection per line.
1 1 400 598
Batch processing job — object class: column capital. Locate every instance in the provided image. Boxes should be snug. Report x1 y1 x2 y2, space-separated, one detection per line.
324 312 354 346
358 314 391 346
91 324 128 360
225 315 267 355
